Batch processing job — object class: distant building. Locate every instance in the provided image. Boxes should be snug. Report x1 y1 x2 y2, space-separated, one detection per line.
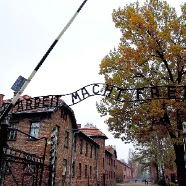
150 163 177 184
115 159 133 183
105 145 117 185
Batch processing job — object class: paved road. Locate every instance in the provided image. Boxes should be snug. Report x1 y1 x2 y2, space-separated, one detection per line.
116 182 156 186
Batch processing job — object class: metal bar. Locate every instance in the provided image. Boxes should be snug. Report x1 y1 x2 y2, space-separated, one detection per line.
0 0 88 123
0 0 88 178
35 164 39 186
3 155 43 165
8 168 19 186
8 128 47 141
39 138 48 185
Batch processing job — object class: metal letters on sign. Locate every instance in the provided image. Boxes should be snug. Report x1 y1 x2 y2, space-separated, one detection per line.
1 83 186 115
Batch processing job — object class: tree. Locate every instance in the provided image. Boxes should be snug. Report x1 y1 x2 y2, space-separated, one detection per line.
97 0 186 185
133 136 176 183
127 148 135 180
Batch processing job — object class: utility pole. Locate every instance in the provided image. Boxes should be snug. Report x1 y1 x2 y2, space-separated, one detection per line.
0 0 88 182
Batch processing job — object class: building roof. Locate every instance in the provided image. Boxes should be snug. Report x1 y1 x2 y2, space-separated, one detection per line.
80 127 108 139
105 145 117 158
105 149 113 156
0 94 78 129
75 130 100 147
116 159 131 168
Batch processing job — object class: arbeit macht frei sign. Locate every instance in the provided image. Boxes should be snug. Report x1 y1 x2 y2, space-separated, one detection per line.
1 83 186 114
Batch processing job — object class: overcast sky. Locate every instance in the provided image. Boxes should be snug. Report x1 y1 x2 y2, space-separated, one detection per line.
0 0 183 161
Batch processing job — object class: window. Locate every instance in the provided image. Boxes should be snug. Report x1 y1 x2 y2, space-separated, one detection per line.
85 142 88 156
80 139 83 154
64 131 69 147
78 163 82 178
94 147 97 159
61 109 67 120
8 123 18 140
90 145 93 158
30 122 40 138
94 166 96 178
85 165 87 178
72 161 75 177
90 166 92 178
74 136 77 151
62 159 67 176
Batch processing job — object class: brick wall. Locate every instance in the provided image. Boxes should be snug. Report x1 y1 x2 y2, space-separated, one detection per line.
72 133 99 186
1 95 138 186
3 105 75 186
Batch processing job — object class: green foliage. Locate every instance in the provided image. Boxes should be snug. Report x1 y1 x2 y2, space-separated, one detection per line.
116 174 123 183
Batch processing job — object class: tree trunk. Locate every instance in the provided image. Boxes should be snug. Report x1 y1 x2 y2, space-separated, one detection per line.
155 164 159 183
174 143 186 186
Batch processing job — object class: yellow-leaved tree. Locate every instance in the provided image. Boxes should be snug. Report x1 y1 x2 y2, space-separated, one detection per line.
97 0 186 185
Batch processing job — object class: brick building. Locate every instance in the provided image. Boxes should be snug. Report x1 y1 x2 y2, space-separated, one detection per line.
105 145 117 185
150 163 177 184
0 94 135 185
115 159 133 183
70 128 100 185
